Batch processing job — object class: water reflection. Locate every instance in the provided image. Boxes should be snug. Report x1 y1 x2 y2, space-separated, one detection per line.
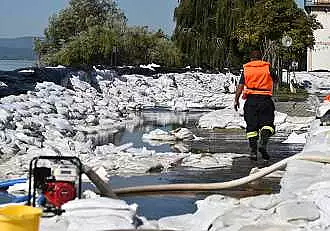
108 111 305 219
114 110 206 153
114 110 304 157
140 109 206 126
0 110 304 220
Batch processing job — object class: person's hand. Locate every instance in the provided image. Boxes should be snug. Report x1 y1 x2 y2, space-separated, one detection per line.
234 100 240 111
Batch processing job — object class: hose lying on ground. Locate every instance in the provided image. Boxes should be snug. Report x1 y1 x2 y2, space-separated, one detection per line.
82 154 330 197
111 155 330 195
82 165 118 199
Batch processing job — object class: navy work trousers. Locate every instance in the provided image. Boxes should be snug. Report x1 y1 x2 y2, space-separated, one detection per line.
243 94 275 137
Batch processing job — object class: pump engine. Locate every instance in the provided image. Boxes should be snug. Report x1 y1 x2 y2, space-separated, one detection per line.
28 156 82 214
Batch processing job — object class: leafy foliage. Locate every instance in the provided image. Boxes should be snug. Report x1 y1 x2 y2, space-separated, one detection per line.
173 0 254 69
118 27 182 66
37 0 320 70
173 0 321 69
47 25 118 66
37 0 181 67
234 0 322 64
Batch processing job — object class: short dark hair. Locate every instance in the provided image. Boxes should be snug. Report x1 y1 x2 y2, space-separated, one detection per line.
250 50 262 60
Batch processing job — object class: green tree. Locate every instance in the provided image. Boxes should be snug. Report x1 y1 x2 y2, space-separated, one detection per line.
37 0 181 67
173 0 321 70
117 27 182 66
234 0 321 61
149 31 182 67
48 25 118 67
37 0 126 64
173 0 250 69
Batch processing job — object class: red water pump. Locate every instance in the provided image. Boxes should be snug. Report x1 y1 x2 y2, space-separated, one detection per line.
28 156 82 214
44 180 77 208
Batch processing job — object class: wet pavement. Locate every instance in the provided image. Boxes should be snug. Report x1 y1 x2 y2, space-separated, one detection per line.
110 130 304 220
275 101 315 117
109 108 306 219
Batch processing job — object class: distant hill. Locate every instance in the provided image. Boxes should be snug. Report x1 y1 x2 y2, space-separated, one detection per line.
0 37 36 60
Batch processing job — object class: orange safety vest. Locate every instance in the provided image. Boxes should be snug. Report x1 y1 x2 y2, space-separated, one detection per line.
242 60 273 98
324 95 330 102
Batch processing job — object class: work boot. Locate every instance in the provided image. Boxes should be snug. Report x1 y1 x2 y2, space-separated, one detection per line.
259 129 272 160
248 137 258 161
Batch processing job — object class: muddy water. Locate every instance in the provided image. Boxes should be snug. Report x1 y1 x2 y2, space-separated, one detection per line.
110 110 305 219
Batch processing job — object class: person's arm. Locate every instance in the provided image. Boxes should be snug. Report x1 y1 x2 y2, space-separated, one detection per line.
234 84 244 111
234 72 244 111
270 68 278 84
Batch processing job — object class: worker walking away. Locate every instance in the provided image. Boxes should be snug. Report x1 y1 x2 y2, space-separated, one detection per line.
234 50 277 161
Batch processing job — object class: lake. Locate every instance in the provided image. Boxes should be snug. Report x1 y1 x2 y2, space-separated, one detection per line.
0 59 36 71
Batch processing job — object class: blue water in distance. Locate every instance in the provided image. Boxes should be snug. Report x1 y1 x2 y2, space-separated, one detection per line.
0 59 35 71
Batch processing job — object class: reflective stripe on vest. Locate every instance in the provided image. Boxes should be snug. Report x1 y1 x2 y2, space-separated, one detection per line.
243 60 272 96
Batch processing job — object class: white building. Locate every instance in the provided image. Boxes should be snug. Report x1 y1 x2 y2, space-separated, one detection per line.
306 0 330 71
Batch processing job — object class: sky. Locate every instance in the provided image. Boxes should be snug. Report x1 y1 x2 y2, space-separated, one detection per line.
0 0 304 38
0 0 69 38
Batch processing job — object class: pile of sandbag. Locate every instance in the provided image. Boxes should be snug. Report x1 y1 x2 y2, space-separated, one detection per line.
61 198 139 231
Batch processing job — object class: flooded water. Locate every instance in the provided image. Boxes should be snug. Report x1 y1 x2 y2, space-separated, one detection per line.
0 108 305 219
114 109 207 152
108 109 305 219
